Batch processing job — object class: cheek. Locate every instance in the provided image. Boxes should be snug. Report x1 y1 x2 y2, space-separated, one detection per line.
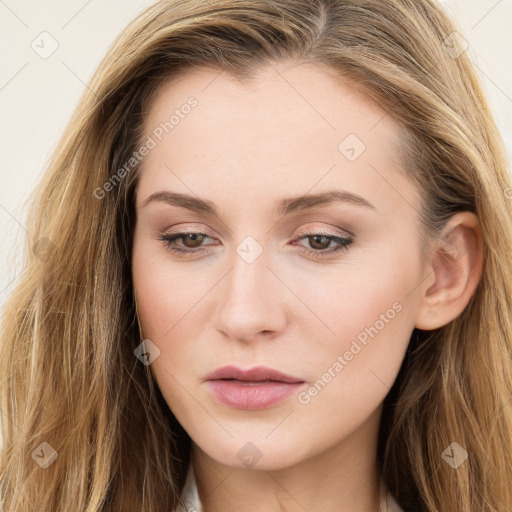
296 242 420 335
131 248 205 421
292 246 420 393
130 239 227 382
290 281 417 446
131 239 209 339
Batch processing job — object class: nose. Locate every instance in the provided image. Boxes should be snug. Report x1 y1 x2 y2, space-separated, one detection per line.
212 244 287 343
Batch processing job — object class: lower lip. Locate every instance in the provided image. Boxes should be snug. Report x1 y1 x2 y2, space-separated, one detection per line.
206 379 305 410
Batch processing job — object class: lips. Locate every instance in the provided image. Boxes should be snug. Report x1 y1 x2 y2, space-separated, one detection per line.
203 365 305 384
203 365 306 409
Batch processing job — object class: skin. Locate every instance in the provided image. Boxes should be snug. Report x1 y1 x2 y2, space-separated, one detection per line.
131 61 482 512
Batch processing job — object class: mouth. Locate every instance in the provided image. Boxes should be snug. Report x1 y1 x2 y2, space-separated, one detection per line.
203 365 306 410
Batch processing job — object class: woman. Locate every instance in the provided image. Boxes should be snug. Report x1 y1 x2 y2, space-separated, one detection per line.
1 1 511 511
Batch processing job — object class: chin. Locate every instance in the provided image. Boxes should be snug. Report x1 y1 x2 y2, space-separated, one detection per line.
196 432 310 471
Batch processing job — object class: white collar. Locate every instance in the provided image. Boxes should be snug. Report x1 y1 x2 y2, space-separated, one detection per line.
175 462 203 512
175 462 404 512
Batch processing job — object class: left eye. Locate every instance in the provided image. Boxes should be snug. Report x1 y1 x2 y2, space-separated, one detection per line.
293 232 353 257
158 231 354 257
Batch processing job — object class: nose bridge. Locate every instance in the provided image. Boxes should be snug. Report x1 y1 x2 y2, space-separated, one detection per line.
213 235 285 341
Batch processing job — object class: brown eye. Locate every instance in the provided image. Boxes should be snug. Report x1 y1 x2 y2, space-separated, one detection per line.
159 231 214 254
307 235 331 250
292 231 354 258
181 233 206 248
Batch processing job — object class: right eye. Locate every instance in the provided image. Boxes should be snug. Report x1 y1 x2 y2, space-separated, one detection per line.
159 231 215 255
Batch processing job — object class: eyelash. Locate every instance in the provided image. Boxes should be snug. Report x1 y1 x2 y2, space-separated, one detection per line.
158 230 354 258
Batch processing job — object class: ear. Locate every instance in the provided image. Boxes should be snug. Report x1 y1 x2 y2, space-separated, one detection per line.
414 212 483 330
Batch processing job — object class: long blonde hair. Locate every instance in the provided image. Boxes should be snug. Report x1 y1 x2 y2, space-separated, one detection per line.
1 1 511 510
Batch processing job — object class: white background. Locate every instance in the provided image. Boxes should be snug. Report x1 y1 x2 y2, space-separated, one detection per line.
0 1 511 447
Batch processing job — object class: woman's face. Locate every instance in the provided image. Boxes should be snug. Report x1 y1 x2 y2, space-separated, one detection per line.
131 61 426 470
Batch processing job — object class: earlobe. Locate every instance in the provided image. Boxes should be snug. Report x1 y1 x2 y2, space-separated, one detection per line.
414 212 483 330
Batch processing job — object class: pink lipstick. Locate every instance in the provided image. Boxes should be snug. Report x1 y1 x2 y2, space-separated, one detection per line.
203 365 306 410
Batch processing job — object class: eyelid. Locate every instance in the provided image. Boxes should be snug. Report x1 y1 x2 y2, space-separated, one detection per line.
161 229 352 242
161 223 217 237
296 225 354 239
162 222 354 238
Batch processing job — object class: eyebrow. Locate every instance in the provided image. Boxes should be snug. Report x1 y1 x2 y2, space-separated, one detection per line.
141 189 376 215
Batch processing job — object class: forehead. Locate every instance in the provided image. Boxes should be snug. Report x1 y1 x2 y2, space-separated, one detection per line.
143 60 397 142
136 61 416 215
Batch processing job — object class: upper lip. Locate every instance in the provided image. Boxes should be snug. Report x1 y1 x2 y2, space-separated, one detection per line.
203 365 305 383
